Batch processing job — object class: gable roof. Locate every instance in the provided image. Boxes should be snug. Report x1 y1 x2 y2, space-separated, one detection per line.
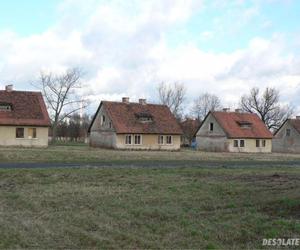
89 101 183 135
0 90 51 127
201 111 273 139
275 118 300 136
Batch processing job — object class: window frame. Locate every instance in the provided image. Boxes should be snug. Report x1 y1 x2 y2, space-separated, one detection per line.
28 128 37 139
158 135 164 145
286 128 291 137
166 135 173 145
134 134 142 145
240 140 245 147
262 139 266 147
16 127 25 139
125 134 132 145
256 139 260 148
233 140 239 147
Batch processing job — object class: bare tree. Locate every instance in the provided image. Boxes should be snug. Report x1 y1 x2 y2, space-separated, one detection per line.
240 87 294 130
191 93 221 120
158 82 186 119
34 68 89 142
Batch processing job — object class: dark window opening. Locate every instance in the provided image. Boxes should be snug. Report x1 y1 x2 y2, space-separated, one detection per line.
16 128 24 138
256 140 260 147
286 129 291 136
240 140 245 147
234 140 239 147
209 123 214 132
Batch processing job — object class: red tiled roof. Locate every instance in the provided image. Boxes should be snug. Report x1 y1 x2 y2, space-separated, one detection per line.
90 101 183 134
289 119 300 134
211 111 273 139
0 90 51 127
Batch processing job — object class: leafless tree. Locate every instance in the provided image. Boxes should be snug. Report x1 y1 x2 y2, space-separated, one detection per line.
34 68 89 142
191 93 221 120
158 82 186 119
240 87 294 130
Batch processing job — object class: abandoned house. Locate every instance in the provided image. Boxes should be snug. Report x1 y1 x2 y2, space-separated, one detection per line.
195 109 273 152
272 116 300 153
0 85 51 147
88 97 183 150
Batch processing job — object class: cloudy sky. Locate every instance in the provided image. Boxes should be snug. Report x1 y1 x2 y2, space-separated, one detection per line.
0 0 300 115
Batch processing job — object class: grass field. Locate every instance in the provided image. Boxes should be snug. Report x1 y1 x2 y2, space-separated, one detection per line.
0 167 300 249
1 144 300 164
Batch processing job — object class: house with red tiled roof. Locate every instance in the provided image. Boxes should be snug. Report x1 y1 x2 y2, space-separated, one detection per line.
88 97 183 150
195 109 273 152
0 85 51 147
272 116 300 153
180 118 201 146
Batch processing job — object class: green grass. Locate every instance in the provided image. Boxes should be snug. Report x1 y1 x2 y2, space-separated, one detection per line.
1 144 300 164
0 167 299 249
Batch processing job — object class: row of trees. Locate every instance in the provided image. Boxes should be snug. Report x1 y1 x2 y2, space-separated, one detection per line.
34 68 294 143
158 82 294 130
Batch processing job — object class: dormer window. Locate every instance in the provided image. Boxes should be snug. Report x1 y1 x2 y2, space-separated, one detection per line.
0 103 12 111
135 112 153 123
237 121 252 128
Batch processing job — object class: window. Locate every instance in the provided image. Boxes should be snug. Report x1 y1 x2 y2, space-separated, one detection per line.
286 129 291 137
240 140 245 147
256 139 260 147
0 103 12 111
158 135 164 145
16 128 24 138
28 128 37 139
209 122 214 132
125 135 132 145
101 115 106 126
234 140 239 147
262 140 266 147
134 135 142 145
166 135 173 144
109 122 112 129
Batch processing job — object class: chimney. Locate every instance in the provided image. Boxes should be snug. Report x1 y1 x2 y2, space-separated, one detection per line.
235 108 242 113
222 108 230 112
5 84 13 92
139 98 146 105
296 116 300 120
122 97 129 104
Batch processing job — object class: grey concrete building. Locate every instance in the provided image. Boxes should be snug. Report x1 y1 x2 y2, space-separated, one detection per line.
272 117 300 153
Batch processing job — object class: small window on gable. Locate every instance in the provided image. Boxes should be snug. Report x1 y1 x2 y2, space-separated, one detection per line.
109 122 112 129
101 115 106 126
286 129 291 137
16 128 24 138
209 123 214 132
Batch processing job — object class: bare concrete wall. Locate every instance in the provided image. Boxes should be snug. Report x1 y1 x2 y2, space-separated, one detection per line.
273 121 300 153
196 113 229 152
0 126 48 147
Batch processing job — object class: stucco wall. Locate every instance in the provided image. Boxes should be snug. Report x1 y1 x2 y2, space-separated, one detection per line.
228 139 272 153
116 134 181 150
196 113 229 152
0 126 48 147
273 121 300 153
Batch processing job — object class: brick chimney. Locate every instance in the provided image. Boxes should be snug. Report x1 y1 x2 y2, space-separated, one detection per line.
139 98 146 105
5 84 13 92
235 108 242 113
122 97 129 104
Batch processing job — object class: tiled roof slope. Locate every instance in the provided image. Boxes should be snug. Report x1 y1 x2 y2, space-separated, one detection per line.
0 90 51 126
211 111 273 139
180 119 201 137
289 119 300 134
91 101 183 134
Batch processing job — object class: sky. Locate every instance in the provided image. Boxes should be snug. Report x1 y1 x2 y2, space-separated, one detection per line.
0 0 300 115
